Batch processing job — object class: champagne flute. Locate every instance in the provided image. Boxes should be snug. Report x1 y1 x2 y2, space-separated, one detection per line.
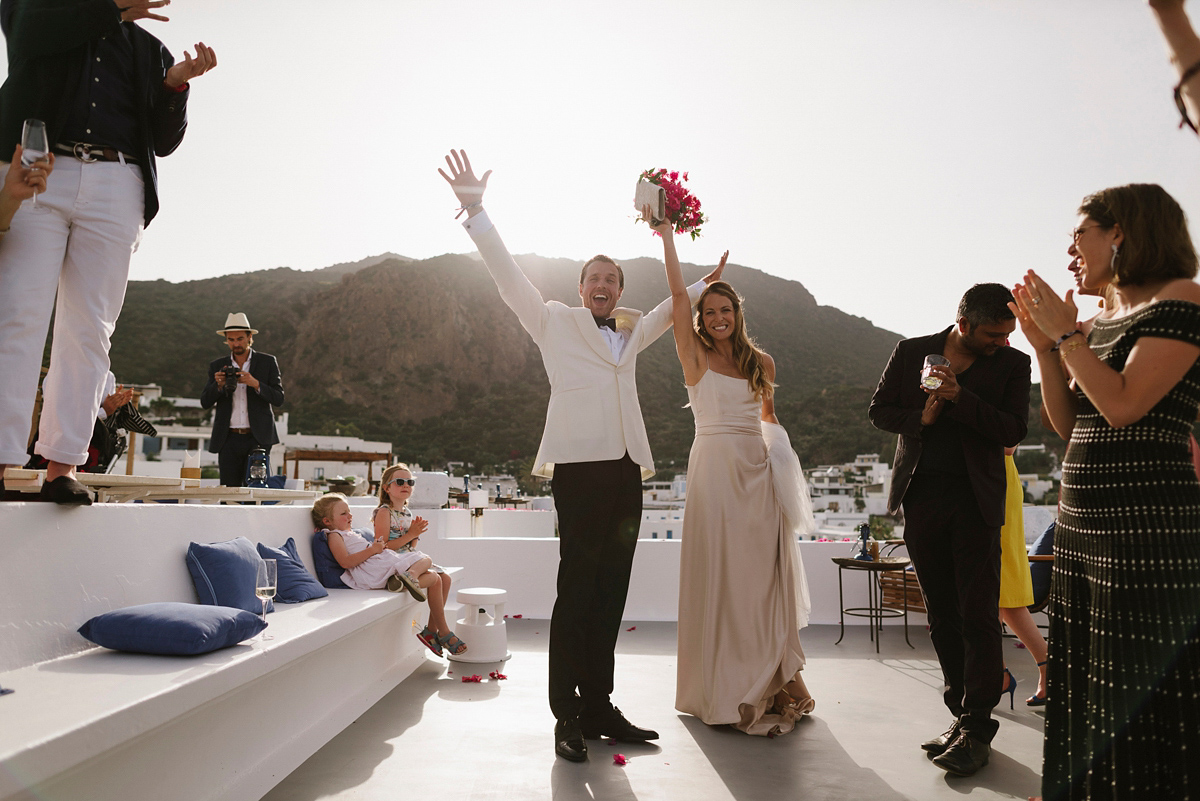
255 559 277 641
20 119 48 209
921 354 950 390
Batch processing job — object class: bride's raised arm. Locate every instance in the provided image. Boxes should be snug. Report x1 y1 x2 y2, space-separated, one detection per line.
645 205 719 385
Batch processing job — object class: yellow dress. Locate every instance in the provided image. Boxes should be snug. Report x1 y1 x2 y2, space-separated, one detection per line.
998 454 1033 607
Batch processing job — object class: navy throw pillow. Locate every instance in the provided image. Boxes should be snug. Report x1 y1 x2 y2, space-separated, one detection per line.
78 602 266 655
311 529 351 590
1028 521 1055 610
187 537 274 614
256 538 328 603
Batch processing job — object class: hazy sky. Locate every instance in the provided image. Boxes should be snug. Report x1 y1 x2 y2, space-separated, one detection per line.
7 1 1199 352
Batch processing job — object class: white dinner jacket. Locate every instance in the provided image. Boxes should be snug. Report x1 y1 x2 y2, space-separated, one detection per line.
464 210 702 479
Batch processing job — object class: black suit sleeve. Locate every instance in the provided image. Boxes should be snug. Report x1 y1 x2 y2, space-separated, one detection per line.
199 357 224 409
944 350 1031 447
869 340 924 438
254 355 284 407
3 0 121 58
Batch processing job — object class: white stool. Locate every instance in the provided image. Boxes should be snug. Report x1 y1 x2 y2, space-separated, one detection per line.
448 587 512 664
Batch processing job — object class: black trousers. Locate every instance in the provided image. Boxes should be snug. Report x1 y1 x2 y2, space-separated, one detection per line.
548 453 643 721
902 471 1003 742
217 430 261 487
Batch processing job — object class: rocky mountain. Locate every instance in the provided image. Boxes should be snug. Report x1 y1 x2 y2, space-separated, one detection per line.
109 252 913 472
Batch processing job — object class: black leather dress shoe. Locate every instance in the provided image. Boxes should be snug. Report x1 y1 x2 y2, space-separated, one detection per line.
580 707 659 741
554 717 587 762
932 731 991 776
920 719 963 755
39 475 93 505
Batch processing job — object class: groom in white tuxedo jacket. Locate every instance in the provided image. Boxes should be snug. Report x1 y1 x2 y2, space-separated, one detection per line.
441 150 715 762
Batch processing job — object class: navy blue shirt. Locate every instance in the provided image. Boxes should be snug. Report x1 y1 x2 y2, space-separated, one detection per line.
58 24 140 156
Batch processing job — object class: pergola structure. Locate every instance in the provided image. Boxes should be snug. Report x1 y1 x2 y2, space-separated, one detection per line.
282 449 393 484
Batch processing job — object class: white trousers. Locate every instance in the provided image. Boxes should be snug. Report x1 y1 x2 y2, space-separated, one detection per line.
0 157 144 466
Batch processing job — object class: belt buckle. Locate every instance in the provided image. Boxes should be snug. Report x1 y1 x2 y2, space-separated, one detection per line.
72 143 98 163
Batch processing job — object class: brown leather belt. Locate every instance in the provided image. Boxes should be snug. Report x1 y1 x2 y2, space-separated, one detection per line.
229 427 252 435
54 142 139 164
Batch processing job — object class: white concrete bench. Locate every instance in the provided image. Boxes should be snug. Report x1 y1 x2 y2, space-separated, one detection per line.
0 501 459 801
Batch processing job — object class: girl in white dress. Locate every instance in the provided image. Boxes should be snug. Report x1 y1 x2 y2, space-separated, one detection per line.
372 464 462 656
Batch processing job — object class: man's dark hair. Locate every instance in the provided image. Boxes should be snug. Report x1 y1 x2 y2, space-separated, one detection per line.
580 254 625 289
957 283 1015 330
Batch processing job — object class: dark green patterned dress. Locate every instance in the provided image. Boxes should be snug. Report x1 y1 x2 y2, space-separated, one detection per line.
1045 300 1200 800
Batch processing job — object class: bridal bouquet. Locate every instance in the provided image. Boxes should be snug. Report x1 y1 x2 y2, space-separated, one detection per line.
637 168 707 240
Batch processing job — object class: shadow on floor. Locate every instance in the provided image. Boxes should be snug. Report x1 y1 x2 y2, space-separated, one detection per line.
260 658 445 801
681 714 913 801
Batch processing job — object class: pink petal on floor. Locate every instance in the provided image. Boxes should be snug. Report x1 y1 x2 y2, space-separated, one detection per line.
626 626 636 631
462 674 483 683
512 614 523 619
489 671 507 680
613 754 627 766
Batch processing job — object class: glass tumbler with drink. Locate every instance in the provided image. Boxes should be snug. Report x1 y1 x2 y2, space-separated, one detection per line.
921 355 950 390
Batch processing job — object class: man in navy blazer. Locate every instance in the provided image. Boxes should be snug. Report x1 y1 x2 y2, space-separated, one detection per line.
869 283 1030 777
201 313 284 487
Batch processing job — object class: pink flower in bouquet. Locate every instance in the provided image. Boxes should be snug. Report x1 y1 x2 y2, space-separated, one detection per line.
638 168 708 240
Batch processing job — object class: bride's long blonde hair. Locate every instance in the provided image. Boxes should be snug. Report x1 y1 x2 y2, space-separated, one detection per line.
694 281 775 401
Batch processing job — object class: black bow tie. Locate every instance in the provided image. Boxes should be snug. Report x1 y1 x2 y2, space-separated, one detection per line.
595 316 617 331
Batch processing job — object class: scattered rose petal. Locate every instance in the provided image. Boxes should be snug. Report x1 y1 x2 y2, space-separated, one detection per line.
503 614 509 618
489 671 507 680
613 754 627 766
626 626 636 631
767 731 776 739
512 614 523 619
462 674 483 683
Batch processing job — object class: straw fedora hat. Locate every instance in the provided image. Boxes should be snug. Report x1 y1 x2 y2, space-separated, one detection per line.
216 312 259 336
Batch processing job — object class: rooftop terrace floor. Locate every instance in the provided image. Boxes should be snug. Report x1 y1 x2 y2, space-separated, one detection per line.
262 620 1045 801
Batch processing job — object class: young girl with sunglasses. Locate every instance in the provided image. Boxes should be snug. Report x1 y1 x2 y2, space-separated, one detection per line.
374 463 465 657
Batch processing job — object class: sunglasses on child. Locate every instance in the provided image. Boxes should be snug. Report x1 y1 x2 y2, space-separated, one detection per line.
388 478 416 487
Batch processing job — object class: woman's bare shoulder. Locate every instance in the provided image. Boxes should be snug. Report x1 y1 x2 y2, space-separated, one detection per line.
1155 278 1200 304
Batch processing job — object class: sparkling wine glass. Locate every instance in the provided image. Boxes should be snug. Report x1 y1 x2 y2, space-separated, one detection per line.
20 119 48 209
921 354 950 390
255 559 277 640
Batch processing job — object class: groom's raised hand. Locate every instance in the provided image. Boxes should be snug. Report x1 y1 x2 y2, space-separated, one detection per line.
438 149 491 218
702 251 729 284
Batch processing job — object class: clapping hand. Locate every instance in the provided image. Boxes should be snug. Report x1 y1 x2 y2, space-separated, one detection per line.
703 251 729 285
438 149 491 213
118 0 170 22
1010 270 1079 353
165 43 217 89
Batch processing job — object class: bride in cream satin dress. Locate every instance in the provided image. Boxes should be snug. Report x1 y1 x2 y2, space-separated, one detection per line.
648 208 815 736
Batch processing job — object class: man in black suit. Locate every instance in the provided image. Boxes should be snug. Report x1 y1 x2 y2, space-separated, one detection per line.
200 313 284 487
869 283 1030 777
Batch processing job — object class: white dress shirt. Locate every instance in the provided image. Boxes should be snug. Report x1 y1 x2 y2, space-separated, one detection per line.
229 350 253 430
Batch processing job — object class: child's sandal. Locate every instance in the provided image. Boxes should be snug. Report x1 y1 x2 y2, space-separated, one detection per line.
437 631 467 656
416 625 443 657
386 570 426 602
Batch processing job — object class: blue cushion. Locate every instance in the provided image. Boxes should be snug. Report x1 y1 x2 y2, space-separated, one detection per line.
187 537 274 614
78 602 266 655
311 529 351 590
256 538 328 603
1029 521 1055 609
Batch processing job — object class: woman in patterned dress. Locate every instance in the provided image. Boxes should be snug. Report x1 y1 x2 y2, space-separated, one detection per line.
1010 183 1200 800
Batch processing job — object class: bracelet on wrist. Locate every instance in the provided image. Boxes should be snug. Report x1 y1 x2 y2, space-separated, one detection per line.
454 201 482 220
1058 337 1087 359
1049 330 1081 352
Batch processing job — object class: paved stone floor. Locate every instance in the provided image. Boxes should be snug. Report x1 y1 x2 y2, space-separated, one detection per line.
263 620 1045 801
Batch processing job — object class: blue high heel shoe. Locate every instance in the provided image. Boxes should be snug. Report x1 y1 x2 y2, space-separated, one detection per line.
1026 660 1048 707
1002 667 1017 710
